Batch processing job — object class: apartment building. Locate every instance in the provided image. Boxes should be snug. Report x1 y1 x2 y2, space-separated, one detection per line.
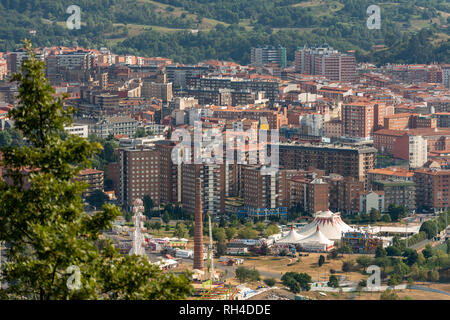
294 45 356 82
414 169 450 211
90 116 139 138
324 175 363 214
154 140 181 204
341 101 386 139
181 164 225 216
251 45 287 68
76 169 104 197
372 180 416 211
279 143 377 189
118 146 160 209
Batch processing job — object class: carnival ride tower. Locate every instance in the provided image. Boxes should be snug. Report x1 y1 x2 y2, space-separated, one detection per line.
129 198 146 256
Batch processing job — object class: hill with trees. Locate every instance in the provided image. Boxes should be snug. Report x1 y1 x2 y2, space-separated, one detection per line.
0 0 448 65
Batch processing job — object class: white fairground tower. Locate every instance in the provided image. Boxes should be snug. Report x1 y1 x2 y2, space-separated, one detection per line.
129 198 146 256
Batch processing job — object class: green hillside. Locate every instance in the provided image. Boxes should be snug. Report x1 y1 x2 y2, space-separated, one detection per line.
0 0 448 65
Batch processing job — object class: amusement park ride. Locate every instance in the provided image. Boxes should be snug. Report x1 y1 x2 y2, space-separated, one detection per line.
129 199 146 256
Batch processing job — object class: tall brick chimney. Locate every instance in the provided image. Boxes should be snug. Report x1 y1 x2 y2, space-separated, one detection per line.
193 177 204 270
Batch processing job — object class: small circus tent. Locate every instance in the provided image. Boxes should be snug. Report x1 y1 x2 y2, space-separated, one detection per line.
298 210 353 240
298 226 335 252
276 225 307 244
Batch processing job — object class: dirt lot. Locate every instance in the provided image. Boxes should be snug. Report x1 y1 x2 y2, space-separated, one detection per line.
241 253 367 282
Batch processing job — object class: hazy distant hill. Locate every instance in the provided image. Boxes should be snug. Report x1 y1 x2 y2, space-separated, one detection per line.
0 0 448 65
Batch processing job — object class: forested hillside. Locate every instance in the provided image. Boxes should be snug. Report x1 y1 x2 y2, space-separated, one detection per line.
0 0 448 65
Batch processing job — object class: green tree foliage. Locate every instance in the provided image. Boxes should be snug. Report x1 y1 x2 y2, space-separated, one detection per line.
422 244 434 260
387 204 407 222
342 260 354 273
86 189 109 209
142 195 154 218
238 227 258 239
264 224 280 237
318 255 325 267
370 208 381 223
225 227 237 241
173 222 187 238
212 227 226 243
386 246 402 257
263 278 276 287
375 245 387 258
162 211 170 225
281 272 311 292
388 273 402 286
150 221 162 235
235 266 260 284
134 127 146 138
216 240 227 257
402 248 419 266
380 289 399 300
0 130 12 147
0 42 193 300
356 256 373 269
327 275 339 288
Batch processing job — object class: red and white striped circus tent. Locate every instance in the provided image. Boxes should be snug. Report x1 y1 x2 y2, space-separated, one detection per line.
298 210 353 241
298 226 335 252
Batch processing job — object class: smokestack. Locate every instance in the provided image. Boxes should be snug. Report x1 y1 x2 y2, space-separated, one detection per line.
193 177 204 270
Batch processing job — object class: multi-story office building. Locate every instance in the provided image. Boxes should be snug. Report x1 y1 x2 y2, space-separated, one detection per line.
279 143 377 189
118 146 160 209
294 45 356 82
251 45 287 68
414 169 450 211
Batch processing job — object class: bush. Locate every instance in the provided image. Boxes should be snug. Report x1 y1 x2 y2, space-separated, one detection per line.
281 272 312 292
263 278 277 287
381 289 399 300
386 246 402 257
342 260 354 272
356 256 373 269
328 275 339 288
235 266 260 283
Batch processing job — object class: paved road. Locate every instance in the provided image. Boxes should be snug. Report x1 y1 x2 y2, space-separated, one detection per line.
408 285 450 297
409 239 431 250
